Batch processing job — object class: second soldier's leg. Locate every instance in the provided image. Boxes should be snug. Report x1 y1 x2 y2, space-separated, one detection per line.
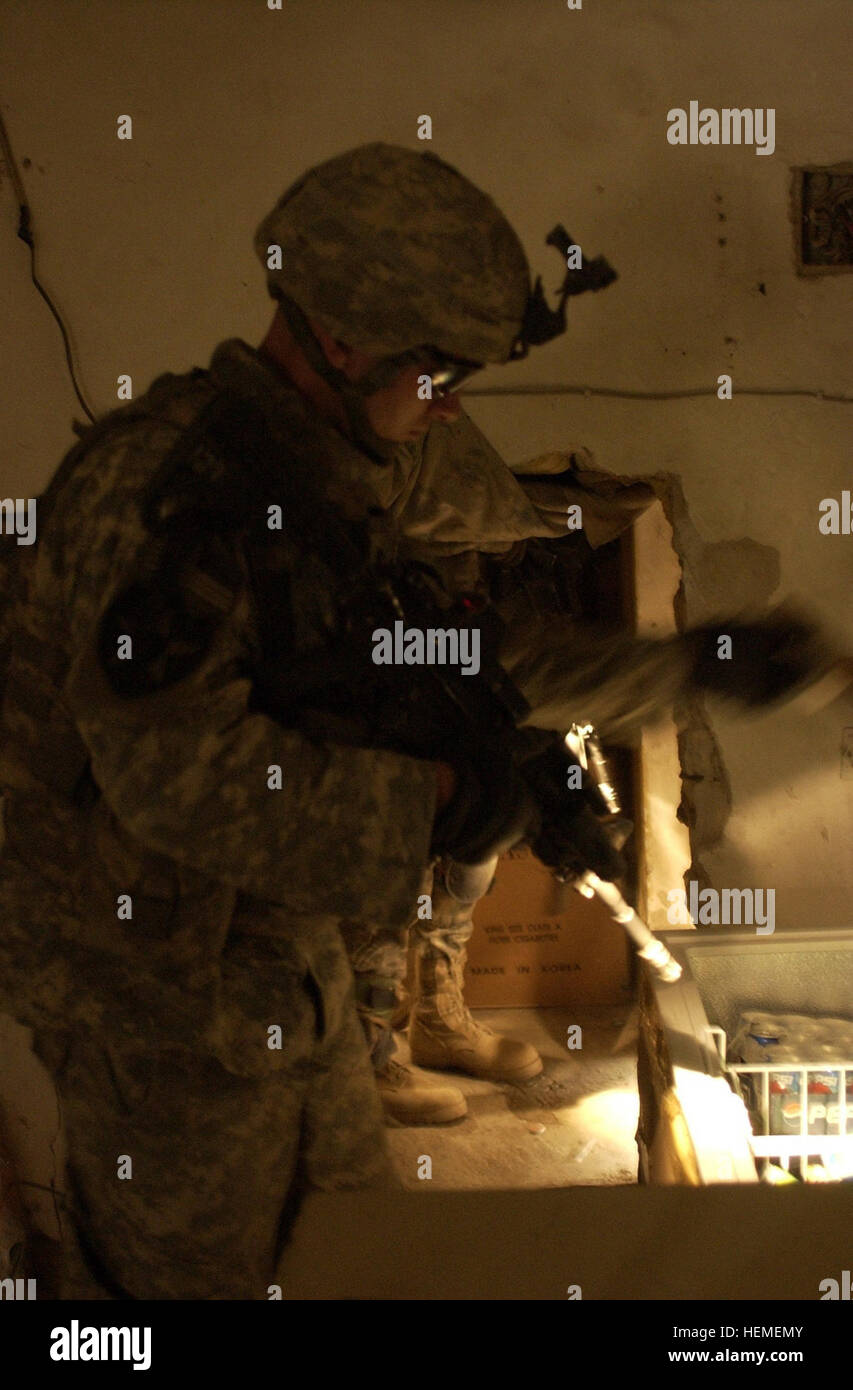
408 856 543 1082
339 879 467 1125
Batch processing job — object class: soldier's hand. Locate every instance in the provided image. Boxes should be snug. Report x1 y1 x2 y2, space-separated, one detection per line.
520 744 630 883
531 805 628 883
689 604 834 709
430 758 539 865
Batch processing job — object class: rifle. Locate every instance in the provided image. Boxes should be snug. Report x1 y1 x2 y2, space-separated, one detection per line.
564 724 682 982
252 553 682 983
103 390 682 982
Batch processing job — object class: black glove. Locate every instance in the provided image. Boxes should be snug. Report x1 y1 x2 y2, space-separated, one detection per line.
531 804 629 883
690 605 832 709
518 741 631 883
430 756 540 865
432 738 632 881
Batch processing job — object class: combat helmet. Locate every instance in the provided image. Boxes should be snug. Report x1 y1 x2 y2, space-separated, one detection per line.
254 142 532 369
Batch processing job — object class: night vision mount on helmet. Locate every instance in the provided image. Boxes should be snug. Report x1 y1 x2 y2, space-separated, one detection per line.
511 223 618 357
255 144 618 383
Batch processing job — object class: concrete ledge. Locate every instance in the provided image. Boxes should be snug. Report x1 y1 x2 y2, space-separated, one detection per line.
277 1183 853 1300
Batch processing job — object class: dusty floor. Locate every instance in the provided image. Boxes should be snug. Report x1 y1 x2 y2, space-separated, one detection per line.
386 1005 640 1190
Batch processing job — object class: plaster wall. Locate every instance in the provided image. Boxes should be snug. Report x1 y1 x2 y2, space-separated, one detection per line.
0 0 850 1238
2 0 849 928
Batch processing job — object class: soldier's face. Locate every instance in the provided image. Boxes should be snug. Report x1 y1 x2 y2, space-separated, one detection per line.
360 362 463 442
306 319 464 441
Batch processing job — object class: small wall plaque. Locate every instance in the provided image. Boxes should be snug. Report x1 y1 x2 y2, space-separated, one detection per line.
793 163 853 275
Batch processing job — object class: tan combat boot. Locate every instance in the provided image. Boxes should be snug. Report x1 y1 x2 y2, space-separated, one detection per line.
408 943 543 1082
361 1015 467 1124
375 1057 468 1125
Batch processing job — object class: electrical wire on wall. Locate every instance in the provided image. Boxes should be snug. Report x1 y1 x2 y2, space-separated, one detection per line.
1 104 850 420
465 383 852 404
0 106 97 424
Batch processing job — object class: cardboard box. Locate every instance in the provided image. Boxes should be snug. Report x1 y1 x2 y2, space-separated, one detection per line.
464 846 632 1007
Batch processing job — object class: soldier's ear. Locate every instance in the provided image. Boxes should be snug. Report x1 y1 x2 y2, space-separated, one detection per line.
308 318 351 369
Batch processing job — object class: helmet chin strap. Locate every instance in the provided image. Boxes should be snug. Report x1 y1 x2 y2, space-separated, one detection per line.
338 386 401 464
275 293 405 462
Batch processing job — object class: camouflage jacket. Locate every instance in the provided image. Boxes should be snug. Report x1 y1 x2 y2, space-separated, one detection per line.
0 340 440 1070
0 338 707 1066
388 408 700 744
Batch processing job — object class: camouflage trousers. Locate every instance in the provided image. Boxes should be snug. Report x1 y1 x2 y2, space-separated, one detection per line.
33 967 394 1300
340 855 499 1062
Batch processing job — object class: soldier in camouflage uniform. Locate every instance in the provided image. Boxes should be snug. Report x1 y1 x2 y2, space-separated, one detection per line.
0 142 834 1295
400 444 660 1108
251 150 836 1126
340 416 663 1122
0 341 438 1299
333 391 834 1124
